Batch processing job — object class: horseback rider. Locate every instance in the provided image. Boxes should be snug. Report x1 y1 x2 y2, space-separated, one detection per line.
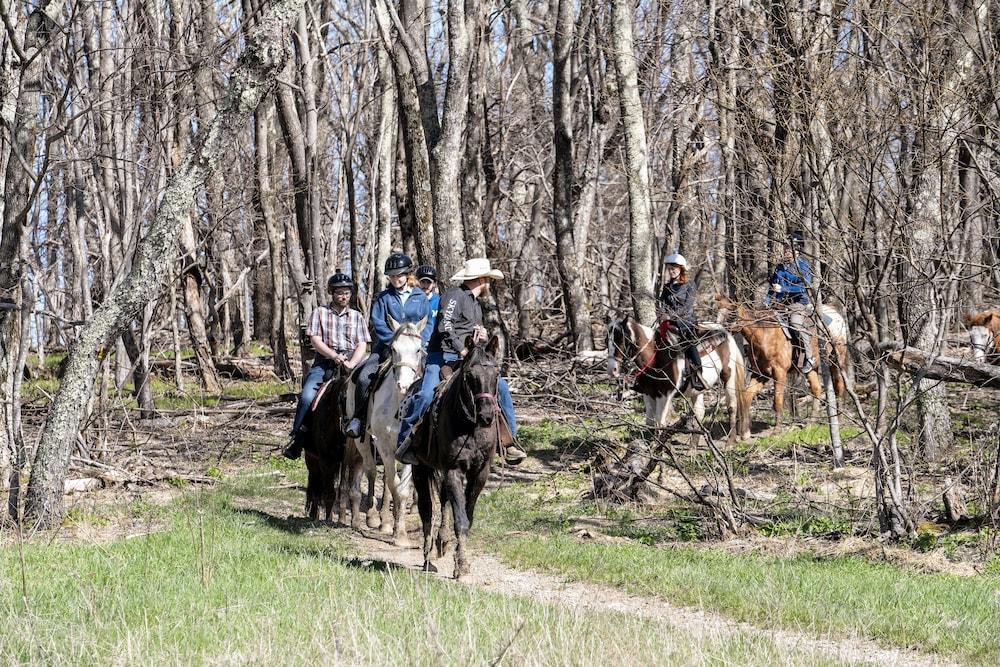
763 231 816 374
657 253 705 391
395 257 527 465
415 264 441 331
344 252 432 439
284 273 369 459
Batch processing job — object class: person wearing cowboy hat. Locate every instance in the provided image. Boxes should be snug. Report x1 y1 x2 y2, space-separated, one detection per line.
395 257 526 465
763 231 816 374
343 252 431 439
284 272 369 459
658 253 705 392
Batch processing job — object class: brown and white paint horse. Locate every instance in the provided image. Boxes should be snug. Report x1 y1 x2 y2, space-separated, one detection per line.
965 310 1000 364
715 294 849 430
607 314 751 443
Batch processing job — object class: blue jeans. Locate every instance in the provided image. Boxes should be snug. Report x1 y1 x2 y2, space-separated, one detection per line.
397 352 517 446
292 360 334 434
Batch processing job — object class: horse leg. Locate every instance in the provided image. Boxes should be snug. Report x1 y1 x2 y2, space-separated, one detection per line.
724 369 739 445
773 371 787 431
688 391 706 448
806 369 823 419
643 395 656 427
384 457 411 547
413 465 437 573
445 469 472 579
437 499 453 559
426 471 444 571
305 457 319 521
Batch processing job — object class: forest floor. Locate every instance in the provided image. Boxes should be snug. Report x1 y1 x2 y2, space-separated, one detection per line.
4 355 1000 664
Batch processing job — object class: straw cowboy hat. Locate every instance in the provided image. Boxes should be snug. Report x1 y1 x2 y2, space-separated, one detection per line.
450 258 505 283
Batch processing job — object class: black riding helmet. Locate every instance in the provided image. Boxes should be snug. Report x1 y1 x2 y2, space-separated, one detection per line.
787 230 806 247
384 252 413 276
327 272 354 291
415 265 437 281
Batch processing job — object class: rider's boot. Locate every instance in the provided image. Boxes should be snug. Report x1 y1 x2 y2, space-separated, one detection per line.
282 429 304 460
395 436 419 465
684 345 706 391
501 441 527 465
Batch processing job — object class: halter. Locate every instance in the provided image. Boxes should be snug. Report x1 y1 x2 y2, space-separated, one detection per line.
390 330 426 376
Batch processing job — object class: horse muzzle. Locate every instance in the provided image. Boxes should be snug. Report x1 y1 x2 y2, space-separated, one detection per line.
475 393 497 426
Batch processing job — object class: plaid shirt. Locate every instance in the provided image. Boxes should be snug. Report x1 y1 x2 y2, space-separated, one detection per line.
306 305 370 356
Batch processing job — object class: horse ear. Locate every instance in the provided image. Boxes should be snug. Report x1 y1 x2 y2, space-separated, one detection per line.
464 334 476 351
415 314 428 332
388 315 400 331
487 334 500 356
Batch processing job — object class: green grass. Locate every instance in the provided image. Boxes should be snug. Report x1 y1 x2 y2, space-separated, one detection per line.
0 477 842 666
477 479 1000 665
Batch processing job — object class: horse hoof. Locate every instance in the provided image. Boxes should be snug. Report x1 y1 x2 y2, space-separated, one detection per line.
422 561 438 573
379 523 393 536
394 536 411 549
366 514 381 529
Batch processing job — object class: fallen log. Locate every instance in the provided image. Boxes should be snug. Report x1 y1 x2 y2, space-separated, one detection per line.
879 342 1000 388
214 357 279 381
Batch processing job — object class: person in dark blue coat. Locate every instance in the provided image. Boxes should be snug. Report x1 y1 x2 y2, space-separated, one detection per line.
344 252 431 438
763 231 816 373
657 253 704 391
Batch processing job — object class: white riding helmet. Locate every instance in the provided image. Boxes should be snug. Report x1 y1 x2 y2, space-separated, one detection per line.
663 253 688 268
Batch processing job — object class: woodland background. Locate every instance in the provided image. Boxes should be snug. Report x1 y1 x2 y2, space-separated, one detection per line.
2 0 1000 531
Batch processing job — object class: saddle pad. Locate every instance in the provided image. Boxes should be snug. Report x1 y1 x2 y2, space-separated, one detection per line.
309 378 336 412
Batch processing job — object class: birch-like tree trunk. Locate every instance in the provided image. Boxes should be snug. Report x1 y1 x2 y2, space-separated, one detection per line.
23 0 305 529
610 0 655 325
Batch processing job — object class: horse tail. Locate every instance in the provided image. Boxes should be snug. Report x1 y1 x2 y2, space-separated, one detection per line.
831 338 849 396
729 335 752 439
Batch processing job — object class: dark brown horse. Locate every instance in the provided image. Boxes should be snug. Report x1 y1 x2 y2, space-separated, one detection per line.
302 367 350 521
715 294 848 430
409 336 502 579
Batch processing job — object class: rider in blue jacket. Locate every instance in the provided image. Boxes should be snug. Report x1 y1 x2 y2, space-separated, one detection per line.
344 253 431 438
763 231 816 373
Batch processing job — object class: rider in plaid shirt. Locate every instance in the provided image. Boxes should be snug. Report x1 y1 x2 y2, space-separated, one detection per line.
284 272 370 459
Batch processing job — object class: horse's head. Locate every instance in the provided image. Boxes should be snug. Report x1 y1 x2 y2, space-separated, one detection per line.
964 310 1000 362
462 335 501 427
389 316 427 392
969 326 992 362
714 293 736 325
606 313 633 379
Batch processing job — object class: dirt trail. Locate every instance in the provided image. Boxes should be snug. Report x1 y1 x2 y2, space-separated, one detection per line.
348 528 958 667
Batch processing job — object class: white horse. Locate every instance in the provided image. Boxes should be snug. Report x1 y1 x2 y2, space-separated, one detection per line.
341 317 426 545
607 315 751 443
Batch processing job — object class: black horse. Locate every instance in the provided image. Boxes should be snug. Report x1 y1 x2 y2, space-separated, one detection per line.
410 336 502 579
302 366 350 521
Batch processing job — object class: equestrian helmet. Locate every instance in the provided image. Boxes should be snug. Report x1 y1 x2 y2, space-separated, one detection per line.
787 231 806 247
384 252 414 276
327 272 354 291
663 253 688 268
415 264 437 281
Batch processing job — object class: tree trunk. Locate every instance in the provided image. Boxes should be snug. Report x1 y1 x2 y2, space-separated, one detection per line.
24 0 305 529
610 0 656 325
551 0 593 352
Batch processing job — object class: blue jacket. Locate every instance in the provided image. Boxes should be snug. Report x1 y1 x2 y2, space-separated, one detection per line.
427 292 440 332
370 287 432 353
766 258 812 305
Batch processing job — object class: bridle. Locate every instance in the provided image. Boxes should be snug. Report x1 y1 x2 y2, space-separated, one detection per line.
610 319 656 377
391 330 425 375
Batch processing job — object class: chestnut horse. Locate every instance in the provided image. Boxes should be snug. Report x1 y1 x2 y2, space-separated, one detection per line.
715 294 848 430
607 314 751 443
965 310 1000 364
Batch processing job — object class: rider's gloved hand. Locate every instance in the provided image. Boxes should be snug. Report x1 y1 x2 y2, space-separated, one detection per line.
771 283 782 293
